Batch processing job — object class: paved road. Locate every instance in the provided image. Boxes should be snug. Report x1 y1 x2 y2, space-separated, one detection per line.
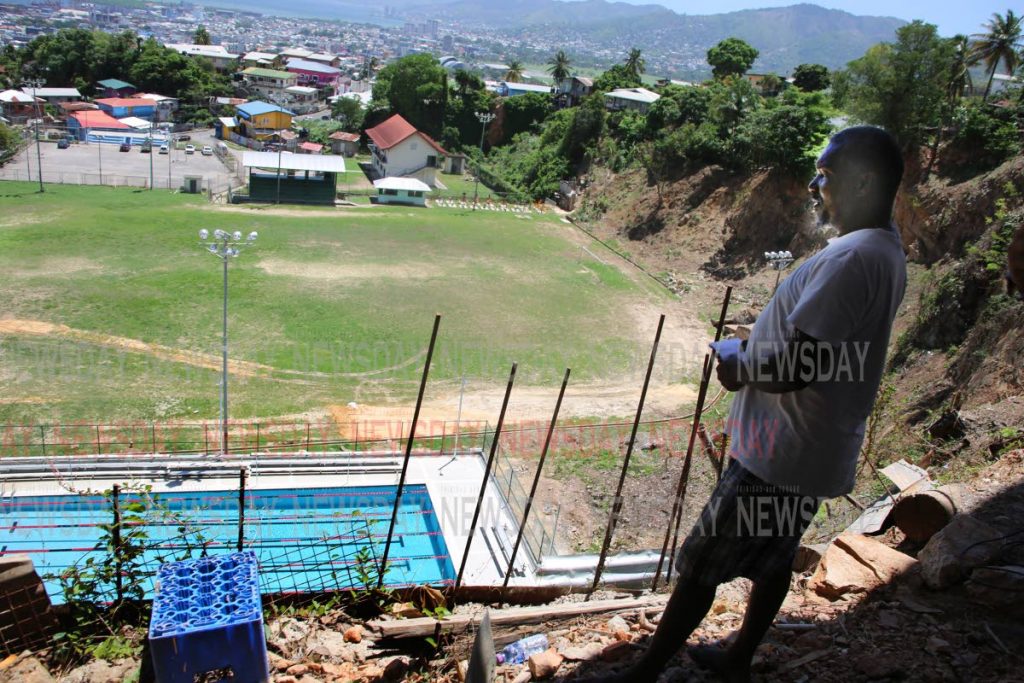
0 128 236 192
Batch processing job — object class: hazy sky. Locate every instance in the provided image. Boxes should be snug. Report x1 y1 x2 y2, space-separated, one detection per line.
630 1 1007 37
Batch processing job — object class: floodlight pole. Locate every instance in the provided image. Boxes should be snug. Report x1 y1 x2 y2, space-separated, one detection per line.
148 112 154 190
472 111 495 211
25 78 45 192
764 251 795 294
198 229 259 455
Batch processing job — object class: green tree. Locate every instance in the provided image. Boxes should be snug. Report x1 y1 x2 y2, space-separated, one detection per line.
759 73 783 96
969 10 1023 99
548 50 572 83
0 122 19 164
837 21 955 147
707 38 759 80
504 60 524 82
792 63 830 91
331 96 365 132
733 90 831 173
624 48 646 80
372 53 448 137
593 64 641 92
500 91 553 141
453 69 483 96
193 26 211 45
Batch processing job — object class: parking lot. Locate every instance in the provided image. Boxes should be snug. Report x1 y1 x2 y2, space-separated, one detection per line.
0 128 238 192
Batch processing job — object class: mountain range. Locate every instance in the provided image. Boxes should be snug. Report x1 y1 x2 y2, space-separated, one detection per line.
197 0 906 74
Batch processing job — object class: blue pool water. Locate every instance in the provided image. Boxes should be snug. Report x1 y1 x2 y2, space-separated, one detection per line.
0 484 455 602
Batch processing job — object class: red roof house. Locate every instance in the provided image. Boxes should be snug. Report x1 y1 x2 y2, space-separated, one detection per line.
365 114 446 185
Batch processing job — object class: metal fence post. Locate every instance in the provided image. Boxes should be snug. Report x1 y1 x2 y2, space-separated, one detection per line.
39 425 46 457
111 485 123 604
95 425 102 455
237 468 246 552
151 423 156 453
255 422 260 452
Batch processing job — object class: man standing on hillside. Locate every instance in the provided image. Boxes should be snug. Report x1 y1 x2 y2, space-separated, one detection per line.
586 126 907 683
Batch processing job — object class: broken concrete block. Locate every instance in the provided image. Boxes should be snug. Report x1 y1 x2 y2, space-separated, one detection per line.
527 648 563 679
792 543 826 573
835 534 916 582
0 656 54 683
807 534 916 599
918 515 1004 589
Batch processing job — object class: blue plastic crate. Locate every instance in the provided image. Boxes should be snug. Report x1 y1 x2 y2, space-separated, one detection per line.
149 552 269 683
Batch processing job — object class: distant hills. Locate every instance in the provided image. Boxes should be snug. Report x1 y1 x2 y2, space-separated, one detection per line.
193 0 905 75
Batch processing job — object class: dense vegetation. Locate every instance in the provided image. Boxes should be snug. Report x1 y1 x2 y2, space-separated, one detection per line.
0 29 233 125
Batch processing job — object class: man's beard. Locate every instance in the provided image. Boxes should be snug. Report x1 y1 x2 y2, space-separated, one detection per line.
809 201 839 239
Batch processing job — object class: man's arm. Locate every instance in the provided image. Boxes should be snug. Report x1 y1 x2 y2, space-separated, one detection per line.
714 327 822 394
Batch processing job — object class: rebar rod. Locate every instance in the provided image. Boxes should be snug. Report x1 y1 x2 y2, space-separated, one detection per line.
652 286 732 589
589 314 665 595
502 368 570 589
377 314 442 589
454 363 518 592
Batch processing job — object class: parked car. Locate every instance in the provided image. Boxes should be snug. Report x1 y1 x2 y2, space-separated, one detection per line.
177 134 191 142
140 142 152 153
159 144 169 155
57 139 70 149
201 145 213 156
185 144 196 155
119 143 131 152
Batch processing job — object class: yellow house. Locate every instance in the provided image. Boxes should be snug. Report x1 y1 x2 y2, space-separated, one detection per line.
235 101 294 140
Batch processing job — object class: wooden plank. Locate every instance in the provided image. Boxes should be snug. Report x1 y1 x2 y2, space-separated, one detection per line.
368 594 669 640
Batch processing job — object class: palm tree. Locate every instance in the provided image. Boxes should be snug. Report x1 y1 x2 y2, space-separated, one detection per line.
947 35 973 107
504 60 524 82
624 48 645 80
969 10 1023 99
547 50 572 84
193 26 210 45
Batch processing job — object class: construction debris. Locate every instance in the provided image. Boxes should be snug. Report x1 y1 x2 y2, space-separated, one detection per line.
918 514 1004 589
366 594 669 640
808 534 916 599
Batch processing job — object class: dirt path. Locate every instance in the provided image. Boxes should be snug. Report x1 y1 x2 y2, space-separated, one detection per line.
0 318 271 377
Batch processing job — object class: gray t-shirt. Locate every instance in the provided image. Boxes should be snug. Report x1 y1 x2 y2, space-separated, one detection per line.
728 227 907 497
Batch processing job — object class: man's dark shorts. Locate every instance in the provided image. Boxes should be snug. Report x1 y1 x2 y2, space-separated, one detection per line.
674 458 821 586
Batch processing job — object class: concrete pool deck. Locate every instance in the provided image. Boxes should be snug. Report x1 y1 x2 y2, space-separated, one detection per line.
0 452 539 587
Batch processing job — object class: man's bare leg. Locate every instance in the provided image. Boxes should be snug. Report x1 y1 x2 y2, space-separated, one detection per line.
689 570 791 683
584 577 717 682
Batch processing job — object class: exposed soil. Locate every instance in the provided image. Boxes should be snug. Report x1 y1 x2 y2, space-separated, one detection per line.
258 258 445 281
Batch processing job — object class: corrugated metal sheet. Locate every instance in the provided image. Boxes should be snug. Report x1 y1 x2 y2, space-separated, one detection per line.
242 151 346 173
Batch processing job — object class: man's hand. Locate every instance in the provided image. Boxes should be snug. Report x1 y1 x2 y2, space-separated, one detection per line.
711 338 745 392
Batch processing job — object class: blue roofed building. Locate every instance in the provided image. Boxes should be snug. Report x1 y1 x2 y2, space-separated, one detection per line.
235 101 294 141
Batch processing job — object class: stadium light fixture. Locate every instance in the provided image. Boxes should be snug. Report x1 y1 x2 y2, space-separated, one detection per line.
198 228 258 455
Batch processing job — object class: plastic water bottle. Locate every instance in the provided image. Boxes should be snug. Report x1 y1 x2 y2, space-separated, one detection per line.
496 633 549 665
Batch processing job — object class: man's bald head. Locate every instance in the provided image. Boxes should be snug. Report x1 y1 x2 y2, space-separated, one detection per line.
826 126 904 211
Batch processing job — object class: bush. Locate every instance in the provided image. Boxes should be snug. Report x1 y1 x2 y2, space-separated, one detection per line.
951 101 1020 164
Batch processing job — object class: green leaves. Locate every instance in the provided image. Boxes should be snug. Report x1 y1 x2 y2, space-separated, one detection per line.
707 38 760 80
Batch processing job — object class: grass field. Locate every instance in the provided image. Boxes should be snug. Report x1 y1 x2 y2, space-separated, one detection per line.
0 182 676 424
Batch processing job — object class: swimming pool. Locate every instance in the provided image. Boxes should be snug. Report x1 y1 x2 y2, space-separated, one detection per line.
0 484 455 602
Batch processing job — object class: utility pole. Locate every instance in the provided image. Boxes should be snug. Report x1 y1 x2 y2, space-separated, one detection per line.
24 78 45 192
472 111 495 211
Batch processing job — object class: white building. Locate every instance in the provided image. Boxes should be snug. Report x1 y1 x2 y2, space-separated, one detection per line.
604 87 661 114
365 113 447 188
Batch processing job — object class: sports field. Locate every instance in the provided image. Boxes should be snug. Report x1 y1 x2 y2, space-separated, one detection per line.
0 182 696 426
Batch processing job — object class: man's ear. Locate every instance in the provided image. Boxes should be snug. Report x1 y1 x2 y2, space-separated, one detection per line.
855 171 877 199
